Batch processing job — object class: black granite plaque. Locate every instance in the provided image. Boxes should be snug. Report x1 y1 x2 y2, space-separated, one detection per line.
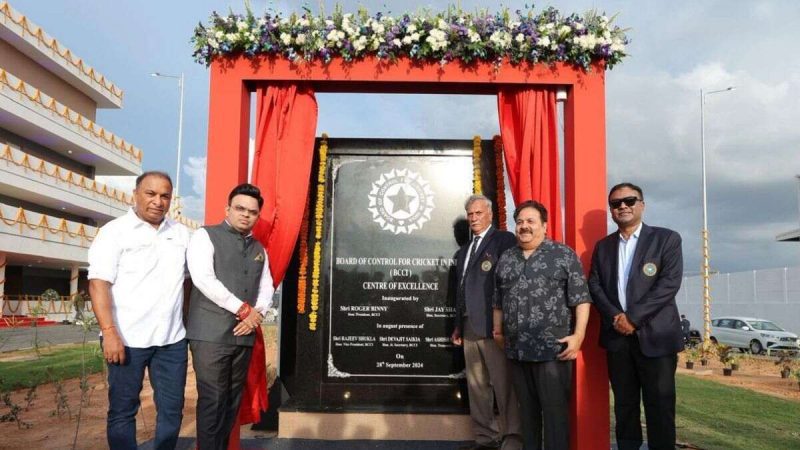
326 155 471 379
280 138 499 412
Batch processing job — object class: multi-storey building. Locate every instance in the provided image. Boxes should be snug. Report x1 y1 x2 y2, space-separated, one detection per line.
0 2 168 319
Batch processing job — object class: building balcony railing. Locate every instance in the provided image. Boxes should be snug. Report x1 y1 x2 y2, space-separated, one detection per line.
0 67 142 175
0 1 123 108
0 201 96 251
1 142 132 221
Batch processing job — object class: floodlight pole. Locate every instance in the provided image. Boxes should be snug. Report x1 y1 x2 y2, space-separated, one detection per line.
700 86 734 349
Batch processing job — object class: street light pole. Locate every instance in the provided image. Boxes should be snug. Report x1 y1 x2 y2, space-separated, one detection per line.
700 86 734 349
151 72 185 210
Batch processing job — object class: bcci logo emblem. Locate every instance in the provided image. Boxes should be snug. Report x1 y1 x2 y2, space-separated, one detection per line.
367 168 435 235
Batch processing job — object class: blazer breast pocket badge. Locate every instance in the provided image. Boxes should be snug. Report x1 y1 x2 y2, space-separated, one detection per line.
254 253 265 262
642 262 658 277
480 253 493 272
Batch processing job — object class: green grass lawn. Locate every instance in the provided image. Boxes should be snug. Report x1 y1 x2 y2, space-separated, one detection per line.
0 343 103 391
675 374 800 449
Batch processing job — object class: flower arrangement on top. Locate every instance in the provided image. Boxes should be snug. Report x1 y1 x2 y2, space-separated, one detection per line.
191 4 628 70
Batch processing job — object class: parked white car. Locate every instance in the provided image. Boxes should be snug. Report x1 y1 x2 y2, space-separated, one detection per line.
710 316 800 354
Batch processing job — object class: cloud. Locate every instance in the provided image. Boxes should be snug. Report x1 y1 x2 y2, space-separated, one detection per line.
180 156 207 222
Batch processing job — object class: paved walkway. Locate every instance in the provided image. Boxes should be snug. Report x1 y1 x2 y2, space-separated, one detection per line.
0 324 97 353
145 437 645 449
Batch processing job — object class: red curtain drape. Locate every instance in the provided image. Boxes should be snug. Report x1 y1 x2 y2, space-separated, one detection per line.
229 83 317 447
497 87 563 241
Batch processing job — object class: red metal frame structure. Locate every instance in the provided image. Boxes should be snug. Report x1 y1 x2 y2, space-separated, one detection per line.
204 55 609 450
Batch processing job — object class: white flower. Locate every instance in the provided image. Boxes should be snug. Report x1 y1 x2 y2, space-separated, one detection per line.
215 30 224 40
353 35 367 51
610 38 625 52
392 38 402 47
546 22 555 30
538 36 551 47
298 18 310 28
437 19 448 30
515 33 525 43
559 25 572 36
236 20 248 31
257 18 266 26
226 32 238 42
402 35 413 45
468 29 481 43
208 38 219 49
325 19 334 27
407 24 417 33
280 32 292 46
573 34 597 50
489 30 512 49
411 32 420 42
296 34 307 45
326 29 340 42
574 23 584 31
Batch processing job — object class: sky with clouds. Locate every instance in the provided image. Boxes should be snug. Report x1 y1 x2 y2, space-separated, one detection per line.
11 0 800 273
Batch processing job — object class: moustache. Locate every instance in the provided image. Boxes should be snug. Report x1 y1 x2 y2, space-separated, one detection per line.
518 229 533 234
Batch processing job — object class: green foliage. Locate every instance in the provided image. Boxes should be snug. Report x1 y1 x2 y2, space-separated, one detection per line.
675 374 800 449
0 344 103 391
684 346 700 362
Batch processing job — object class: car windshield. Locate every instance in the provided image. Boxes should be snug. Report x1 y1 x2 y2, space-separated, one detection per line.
748 320 784 332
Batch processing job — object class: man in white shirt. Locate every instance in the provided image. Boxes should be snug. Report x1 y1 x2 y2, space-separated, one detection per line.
185 183 274 450
88 171 191 450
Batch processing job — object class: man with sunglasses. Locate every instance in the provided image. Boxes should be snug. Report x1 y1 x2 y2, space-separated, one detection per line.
588 182 684 450
185 183 274 449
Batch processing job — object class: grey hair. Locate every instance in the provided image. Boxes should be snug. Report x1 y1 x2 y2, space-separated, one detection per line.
464 194 492 210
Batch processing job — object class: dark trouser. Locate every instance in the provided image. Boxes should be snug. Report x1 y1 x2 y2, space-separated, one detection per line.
463 318 523 449
104 338 188 450
509 359 572 450
607 335 677 450
190 340 253 450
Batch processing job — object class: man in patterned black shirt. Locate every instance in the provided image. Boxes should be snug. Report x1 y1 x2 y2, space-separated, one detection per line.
492 200 591 450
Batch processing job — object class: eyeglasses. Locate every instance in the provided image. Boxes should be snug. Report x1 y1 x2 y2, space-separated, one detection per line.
609 196 641 209
232 205 259 216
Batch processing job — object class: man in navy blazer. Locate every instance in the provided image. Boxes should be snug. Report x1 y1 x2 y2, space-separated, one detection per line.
588 182 683 450
451 194 521 450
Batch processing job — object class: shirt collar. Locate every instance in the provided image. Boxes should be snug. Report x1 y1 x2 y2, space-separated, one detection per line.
514 238 554 257
618 222 643 242
472 225 492 240
125 208 172 231
223 220 253 238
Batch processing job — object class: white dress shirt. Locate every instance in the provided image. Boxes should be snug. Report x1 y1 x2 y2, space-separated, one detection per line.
463 225 491 275
617 222 642 311
88 209 191 348
186 227 274 315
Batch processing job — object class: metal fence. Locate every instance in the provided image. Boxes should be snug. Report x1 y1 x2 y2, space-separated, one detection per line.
677 266 800 334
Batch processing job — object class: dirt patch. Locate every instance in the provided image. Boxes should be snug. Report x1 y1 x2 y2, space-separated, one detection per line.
678 352 800 401
0 327 278 449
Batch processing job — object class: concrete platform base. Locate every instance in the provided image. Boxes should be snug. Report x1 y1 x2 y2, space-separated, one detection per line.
278 411 474 441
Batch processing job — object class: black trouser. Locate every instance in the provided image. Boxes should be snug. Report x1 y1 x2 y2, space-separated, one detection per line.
509 359 573 450
607 335 677 450
190 340 253 450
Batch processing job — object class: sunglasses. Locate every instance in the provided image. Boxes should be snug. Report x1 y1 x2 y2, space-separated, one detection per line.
609 196 641 209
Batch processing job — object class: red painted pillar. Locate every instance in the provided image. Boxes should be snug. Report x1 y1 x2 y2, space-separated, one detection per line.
205 61 251 224
563 67 610 450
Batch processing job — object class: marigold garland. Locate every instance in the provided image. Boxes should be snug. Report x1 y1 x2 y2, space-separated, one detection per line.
493 136 507 230
308 135 329 331
472 135 482 194
296 204 310 314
